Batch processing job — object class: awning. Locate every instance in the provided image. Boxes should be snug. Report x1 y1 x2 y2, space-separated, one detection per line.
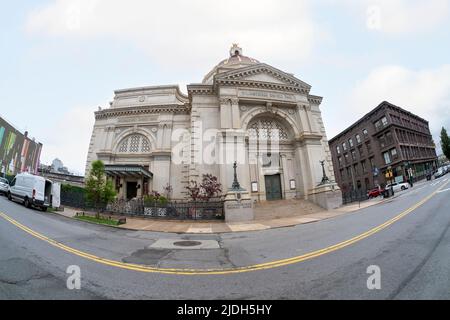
104 165 153 179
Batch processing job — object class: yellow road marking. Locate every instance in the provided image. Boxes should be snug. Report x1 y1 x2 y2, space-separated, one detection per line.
0 181 448 276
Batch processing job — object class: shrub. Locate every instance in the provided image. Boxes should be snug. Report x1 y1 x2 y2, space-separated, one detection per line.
144 191 168 206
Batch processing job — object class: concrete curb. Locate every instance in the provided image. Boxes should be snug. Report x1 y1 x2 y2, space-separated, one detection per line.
50 197 387 234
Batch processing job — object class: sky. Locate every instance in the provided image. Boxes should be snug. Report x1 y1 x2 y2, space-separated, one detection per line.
1 0 449 175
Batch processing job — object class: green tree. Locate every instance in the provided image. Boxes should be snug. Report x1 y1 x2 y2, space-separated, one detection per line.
85 160 116 218
440 127 450 161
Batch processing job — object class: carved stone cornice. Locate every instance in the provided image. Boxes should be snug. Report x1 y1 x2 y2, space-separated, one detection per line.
215 79 309 95
187 84 215 95
308 95 323 105
95 104 191 120
294 133 324 146
214 63 312 95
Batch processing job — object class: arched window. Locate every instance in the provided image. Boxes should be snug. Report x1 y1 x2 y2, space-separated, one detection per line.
117 134 151 153
247 118 290 141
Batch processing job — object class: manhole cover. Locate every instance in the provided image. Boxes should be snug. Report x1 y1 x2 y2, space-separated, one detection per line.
173 241 202 247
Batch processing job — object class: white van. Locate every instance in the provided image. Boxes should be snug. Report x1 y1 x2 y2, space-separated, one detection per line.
7 173 53 211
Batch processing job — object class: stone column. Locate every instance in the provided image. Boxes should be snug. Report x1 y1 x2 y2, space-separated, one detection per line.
297 104 312 134
151 153 171 193
231 98 241 129
299 138 342 210
220 98 233 129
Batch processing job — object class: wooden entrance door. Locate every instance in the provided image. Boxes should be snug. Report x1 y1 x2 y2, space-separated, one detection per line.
265 174 282 201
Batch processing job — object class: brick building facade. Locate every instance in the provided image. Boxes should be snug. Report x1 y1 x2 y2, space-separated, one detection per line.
329 101 438 193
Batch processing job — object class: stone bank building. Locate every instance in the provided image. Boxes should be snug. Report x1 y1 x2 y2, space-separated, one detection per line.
86 45 341 210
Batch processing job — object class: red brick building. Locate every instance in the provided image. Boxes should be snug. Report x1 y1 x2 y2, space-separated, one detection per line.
329 101 438 193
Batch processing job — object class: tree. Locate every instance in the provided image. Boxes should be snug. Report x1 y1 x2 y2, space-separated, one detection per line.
185 174 222 202
186 180 202 202
85 160 116 218
441 127 450 161
200 174 222 201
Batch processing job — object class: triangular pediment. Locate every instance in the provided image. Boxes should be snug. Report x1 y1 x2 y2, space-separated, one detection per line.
214 63 311 91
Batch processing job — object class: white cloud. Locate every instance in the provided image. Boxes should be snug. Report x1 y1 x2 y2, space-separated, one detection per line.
25 0 318 71
39 106 97 175
344 0 450 34
348 64 450 147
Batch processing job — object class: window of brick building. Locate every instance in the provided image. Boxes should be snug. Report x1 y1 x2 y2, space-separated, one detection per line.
369 157 375 169
363 129 368 138
385 131 393 145
354 164 359 176
349 138 354 148
379 135 386 148
358 145 364 157
383 151 391 164
391 148 398 160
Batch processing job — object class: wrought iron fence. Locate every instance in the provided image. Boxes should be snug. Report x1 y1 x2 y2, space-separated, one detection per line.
106 199 225 220
342 189 369 205
60 187 89 209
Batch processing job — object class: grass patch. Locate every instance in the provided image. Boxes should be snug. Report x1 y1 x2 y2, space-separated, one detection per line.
74 214 120 226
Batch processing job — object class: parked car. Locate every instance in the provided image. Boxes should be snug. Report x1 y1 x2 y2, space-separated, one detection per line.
0 177 10 195
385 182 409 193
434 167 446 179
367 188 384 199
7 173 53 211
444 165 450 174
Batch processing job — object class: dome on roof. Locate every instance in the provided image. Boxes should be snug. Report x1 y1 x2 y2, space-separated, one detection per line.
202 44 260 84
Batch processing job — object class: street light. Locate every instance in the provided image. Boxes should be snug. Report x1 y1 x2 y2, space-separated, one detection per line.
318 160 330 186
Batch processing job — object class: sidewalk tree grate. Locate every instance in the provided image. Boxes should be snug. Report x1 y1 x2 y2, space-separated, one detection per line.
173 241 202 247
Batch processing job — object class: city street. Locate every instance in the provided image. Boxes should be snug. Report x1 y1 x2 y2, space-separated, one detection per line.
0 177 449 300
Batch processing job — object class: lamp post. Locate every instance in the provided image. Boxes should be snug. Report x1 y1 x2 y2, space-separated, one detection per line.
318 160 330 186
231 161 242 191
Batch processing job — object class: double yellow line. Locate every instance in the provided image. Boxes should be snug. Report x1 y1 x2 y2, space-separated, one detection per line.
0 181 448 276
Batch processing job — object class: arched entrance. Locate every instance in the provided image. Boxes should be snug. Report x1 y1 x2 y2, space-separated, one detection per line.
246 114 296 201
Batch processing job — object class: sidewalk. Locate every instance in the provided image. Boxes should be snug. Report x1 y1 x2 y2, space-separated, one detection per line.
57 195 392 234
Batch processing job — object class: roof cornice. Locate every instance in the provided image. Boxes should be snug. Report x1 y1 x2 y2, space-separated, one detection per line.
95 104 191 120
187 84 215 95
328 101 430 143
214 63 312 92
308 95 323 105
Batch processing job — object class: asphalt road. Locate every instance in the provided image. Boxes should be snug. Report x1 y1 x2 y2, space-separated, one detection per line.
0 177 449 300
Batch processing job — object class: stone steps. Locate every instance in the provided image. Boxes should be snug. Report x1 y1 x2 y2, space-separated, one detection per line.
254 199 323 219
